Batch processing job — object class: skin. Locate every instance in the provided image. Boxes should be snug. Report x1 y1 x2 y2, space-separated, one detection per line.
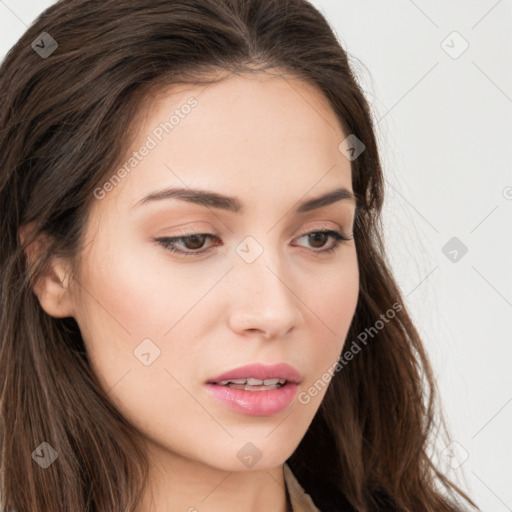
27 70 359 512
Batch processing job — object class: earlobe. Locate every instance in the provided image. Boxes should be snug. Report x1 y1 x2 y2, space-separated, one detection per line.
33 259 76 318
19 223 76 319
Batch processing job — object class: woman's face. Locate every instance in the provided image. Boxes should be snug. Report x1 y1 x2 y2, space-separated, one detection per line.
59 71 359 472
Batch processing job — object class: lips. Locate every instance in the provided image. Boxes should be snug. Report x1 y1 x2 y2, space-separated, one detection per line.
206 362 302 385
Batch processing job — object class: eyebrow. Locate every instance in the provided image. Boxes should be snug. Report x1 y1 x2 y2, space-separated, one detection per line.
131 186 357 214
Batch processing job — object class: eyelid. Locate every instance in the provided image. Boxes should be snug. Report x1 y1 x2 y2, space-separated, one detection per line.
153 222 353 257
158 221 348 242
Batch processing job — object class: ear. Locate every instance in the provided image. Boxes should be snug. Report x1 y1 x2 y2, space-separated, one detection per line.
19 223 76 319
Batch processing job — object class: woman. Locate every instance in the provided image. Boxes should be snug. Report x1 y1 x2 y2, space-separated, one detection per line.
0 0 479 511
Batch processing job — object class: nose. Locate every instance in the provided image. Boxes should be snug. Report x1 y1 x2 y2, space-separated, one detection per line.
226 251 304 340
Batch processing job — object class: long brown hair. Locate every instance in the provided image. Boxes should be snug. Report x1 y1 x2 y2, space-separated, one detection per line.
0 0 478 510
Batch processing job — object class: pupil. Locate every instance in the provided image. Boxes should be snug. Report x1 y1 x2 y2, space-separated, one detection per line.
310 233 327 248
186 235 205 250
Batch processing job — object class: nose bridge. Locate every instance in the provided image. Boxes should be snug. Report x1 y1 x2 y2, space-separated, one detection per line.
227 233 302 337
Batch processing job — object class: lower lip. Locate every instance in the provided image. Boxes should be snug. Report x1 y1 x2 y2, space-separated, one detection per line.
204 382 299 416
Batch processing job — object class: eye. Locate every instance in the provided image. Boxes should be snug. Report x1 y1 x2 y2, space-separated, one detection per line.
155 233 219 256
154 228 353 257
292 229 352 254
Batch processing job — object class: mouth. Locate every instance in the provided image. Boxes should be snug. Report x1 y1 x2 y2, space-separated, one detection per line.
204 362 302 416
210 377 288 391
206 362 302 389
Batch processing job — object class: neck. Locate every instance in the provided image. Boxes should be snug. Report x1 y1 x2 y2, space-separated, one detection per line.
136 444 290 512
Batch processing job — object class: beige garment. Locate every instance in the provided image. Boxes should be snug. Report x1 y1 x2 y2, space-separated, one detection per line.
283 462 321 512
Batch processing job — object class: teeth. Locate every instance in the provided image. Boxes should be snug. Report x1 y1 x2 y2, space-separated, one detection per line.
242 384 281 391
231 383 282 391
217 379 247 385
263 378 282 385
215 378 287 386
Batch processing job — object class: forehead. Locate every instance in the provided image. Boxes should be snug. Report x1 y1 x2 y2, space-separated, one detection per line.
93 71 352 214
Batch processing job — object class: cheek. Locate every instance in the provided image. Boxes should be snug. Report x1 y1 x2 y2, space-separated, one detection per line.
78 242 187 337
318 268 359 329
73 250 210 448
298 256 359 397
72 241 188 392
306 253 359 336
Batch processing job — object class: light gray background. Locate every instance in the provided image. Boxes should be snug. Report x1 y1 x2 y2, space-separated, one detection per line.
1 1 511 510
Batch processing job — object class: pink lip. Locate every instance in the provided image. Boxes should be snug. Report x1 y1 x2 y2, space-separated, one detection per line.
206 362 302 385
204 362 302 416
204 381 299 416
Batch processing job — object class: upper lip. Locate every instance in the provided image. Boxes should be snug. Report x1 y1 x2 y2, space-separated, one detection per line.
206 363 302 384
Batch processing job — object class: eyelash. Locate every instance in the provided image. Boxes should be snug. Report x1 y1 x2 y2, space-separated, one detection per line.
154 228 353 257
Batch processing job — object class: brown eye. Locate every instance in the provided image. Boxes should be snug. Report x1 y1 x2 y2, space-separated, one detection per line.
293 229 352 254
307 232 330 249
155 233 219 256
181 234 208 250
155 229 351 258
